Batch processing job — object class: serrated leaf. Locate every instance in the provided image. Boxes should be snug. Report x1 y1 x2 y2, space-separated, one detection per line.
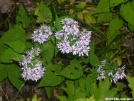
4 41 26 53
34 1 52 23
126 76 134 98
62 80 74 101
120 2 134 25
90 78 118 101
126 76 134 91
0 48 22 63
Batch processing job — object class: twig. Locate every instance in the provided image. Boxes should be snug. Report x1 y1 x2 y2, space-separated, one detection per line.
0 86 9 101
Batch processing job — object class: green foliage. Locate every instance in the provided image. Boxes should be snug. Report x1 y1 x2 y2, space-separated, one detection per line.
57 78 87 101
0 0 134 100
38 63 64 87
0 64 7 82
126 76 134 98
4 41 26 53
109 0 128 7
97 12 112 23
16 4 31 28
59 60 83 79
5 64 24 92
107 17 123 43
94 0 109 14
55 15 62 31
90 78 118 101
89 42 100 67
34 1 52 23
76 96 96 101
0 25 26 45
41 41 55 64
120 1 134 25
0 48 22 63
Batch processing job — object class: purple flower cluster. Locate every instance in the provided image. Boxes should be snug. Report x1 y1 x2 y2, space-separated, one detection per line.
109 65 126 83
97 60 126 83
97 59 106 80
19 47 45 82
31 25 53 44
55 18 91 56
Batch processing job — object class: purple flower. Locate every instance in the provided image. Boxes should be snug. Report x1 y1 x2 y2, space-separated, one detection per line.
31 25 53 44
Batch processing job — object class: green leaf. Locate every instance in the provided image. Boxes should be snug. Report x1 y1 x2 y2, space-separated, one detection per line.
34 1 52 23
89 42 100 67
85 74 93 96
16 4 30 28
38 71 64 87
90 78 118 101
59 65 83 79
0 25 26 45
76 2 86 10
0 48 22 63
44 87 53 99
42 41 55 64
128 23 134 31
120 2 134 25
97 12 112 23
107 17 123 43
74 78 87 100
0 45 7 57
110 0 128 8
56 96 68 101
94 0 110 14
5 64 24 92
55 15 62 31
62 80 74 101
0 64 7 82
4 41 26 53
126 76 134 98
131 0 134 11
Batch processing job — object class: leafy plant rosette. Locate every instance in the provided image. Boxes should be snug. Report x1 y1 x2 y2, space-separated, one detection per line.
0 0 132 100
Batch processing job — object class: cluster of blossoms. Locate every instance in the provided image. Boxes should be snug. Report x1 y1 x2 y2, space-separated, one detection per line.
19 47 45 82
55 18 92 56
31 25 53 44
97 59 126 83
